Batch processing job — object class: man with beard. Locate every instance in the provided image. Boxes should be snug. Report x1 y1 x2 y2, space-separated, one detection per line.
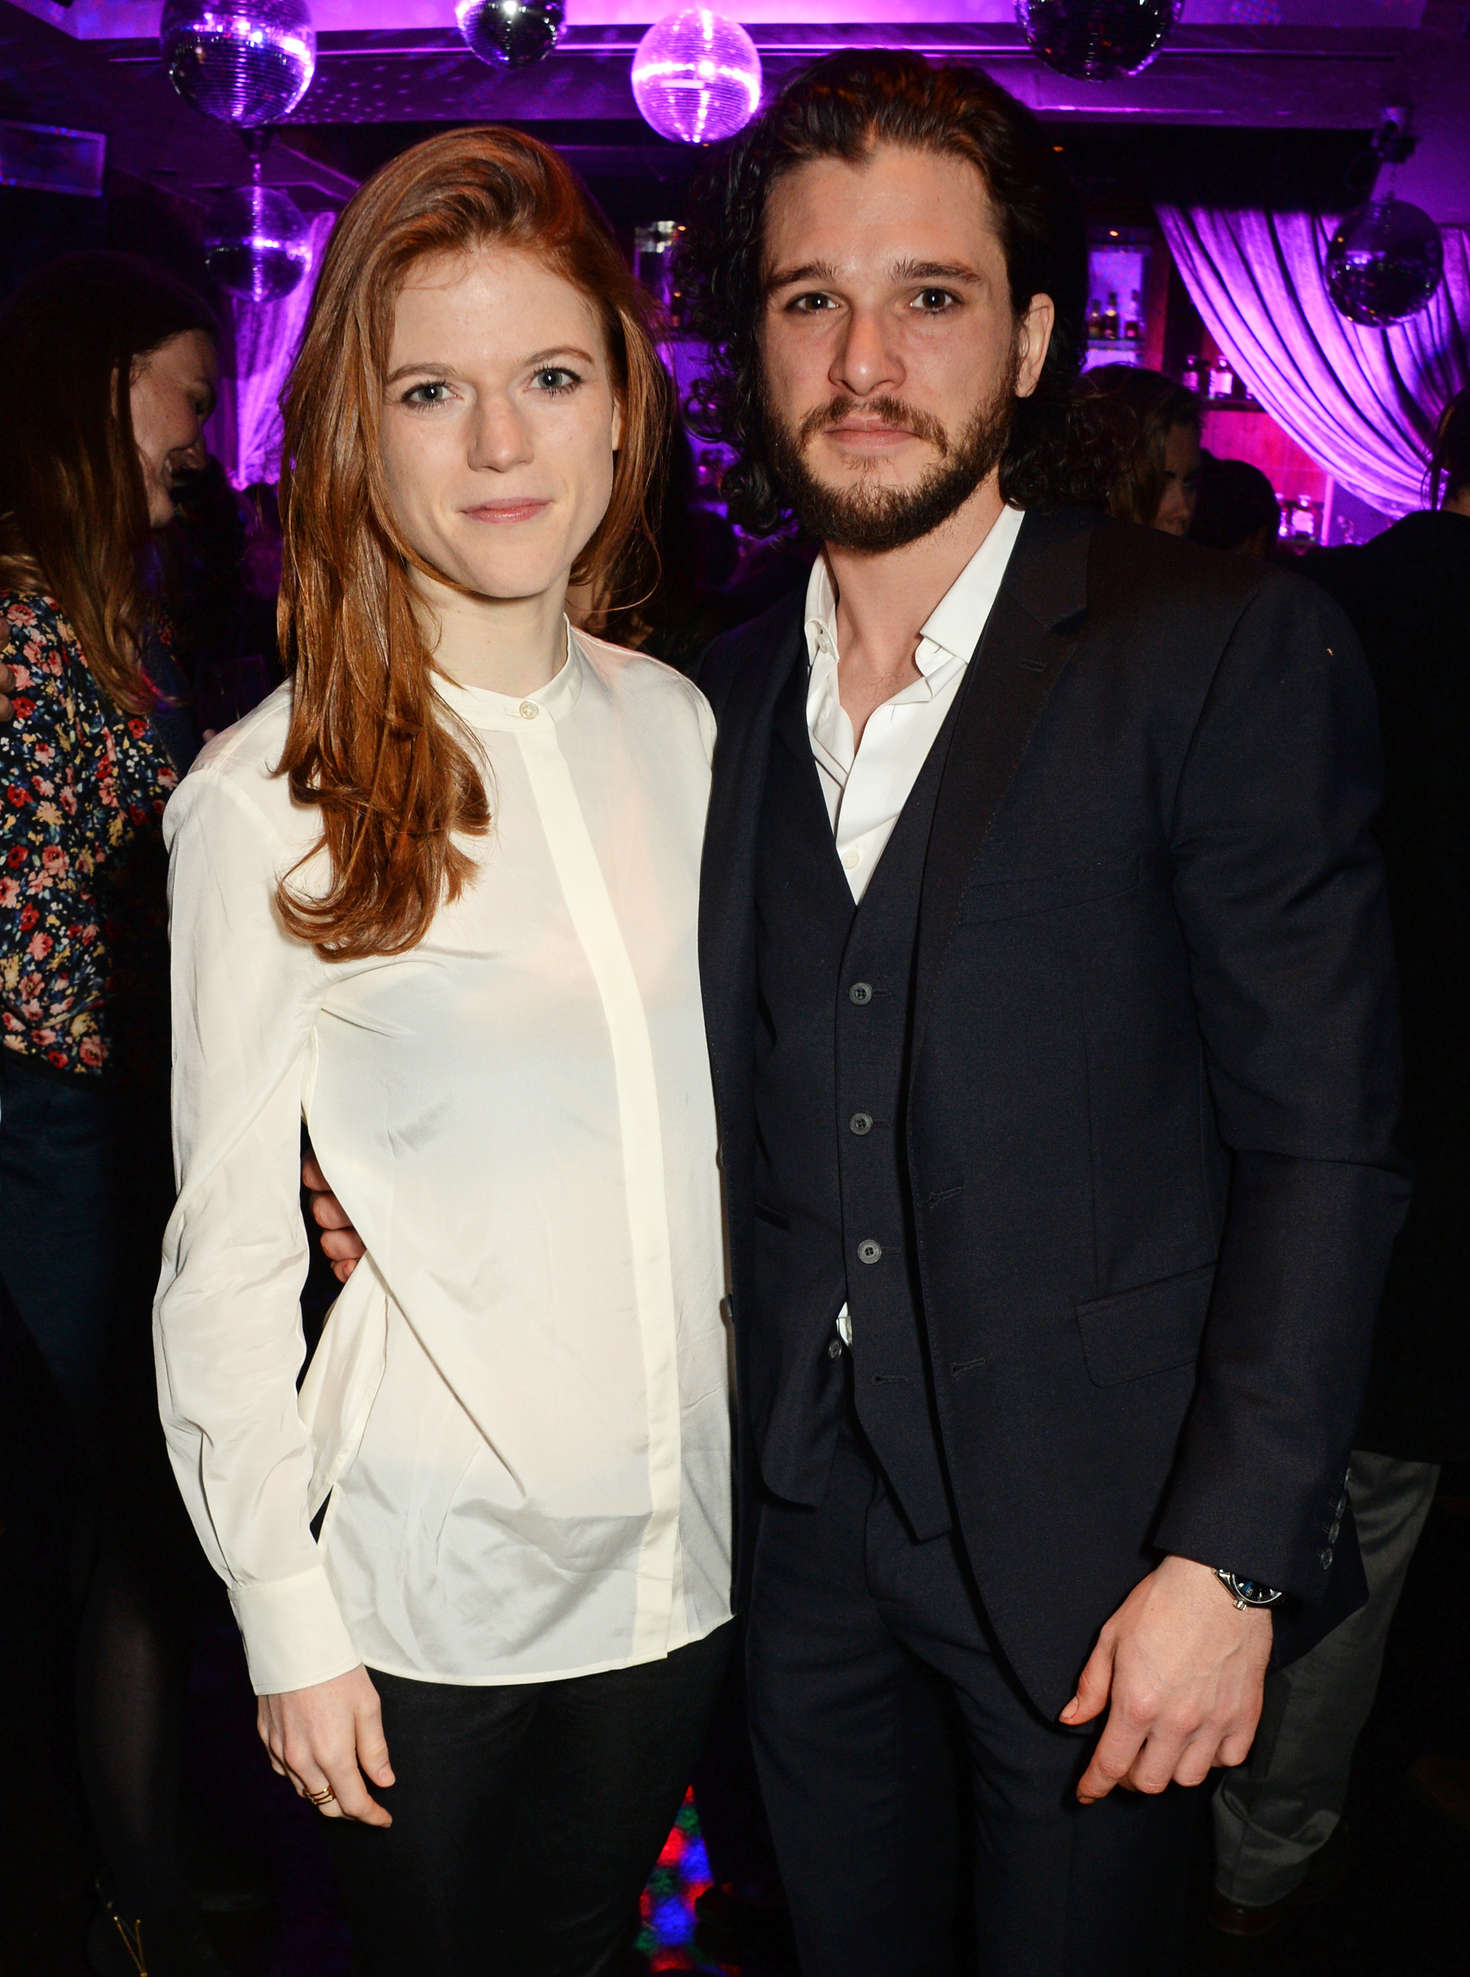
677 51 1407 1976
306 54 1405 1974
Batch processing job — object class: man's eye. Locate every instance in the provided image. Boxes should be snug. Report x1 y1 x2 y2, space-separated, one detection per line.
913 288 957 312
787 292 835 314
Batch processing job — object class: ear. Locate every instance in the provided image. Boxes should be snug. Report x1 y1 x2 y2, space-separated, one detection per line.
1014 293 1056 401
611 392 624 454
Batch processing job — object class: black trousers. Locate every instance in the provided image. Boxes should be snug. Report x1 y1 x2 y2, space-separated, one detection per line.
746 1428 1204 1977
326 1624 731 1977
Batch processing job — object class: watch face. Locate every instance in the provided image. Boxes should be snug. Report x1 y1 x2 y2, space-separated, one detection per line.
1233 1577 1281 1605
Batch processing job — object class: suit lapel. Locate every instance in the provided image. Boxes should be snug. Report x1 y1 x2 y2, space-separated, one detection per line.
912 508 1094 1060
698 604 807 1110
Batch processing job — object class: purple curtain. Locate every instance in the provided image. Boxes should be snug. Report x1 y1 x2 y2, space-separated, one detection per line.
207 210 337 490
1157 206 1470 517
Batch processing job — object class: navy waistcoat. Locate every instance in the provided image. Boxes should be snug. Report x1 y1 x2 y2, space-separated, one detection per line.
750 655 960 1538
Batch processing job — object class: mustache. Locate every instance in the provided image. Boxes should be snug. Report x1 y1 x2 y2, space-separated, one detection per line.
798 396 950 455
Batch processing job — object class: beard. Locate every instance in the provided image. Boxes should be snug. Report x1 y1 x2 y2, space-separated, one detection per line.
762 365 1017 554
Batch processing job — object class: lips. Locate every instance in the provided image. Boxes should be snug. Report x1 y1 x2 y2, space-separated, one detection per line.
462 499 551 523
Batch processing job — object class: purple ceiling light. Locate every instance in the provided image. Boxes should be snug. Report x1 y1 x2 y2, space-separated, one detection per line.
159 0 316 127
1016 0 1180 82
1325 199 1444 327
204 174 313 301
632 9 762 147
455 0 565 70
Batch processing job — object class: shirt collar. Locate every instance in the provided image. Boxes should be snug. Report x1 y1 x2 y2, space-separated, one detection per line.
803 503 1026 677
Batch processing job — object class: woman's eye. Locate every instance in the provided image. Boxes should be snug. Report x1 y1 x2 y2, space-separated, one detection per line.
532 367 581 395
402 380 452 407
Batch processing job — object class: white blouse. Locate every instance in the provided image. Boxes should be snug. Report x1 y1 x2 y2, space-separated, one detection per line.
153 629 732 1697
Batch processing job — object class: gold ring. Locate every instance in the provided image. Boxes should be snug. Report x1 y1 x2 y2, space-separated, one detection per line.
306 1785 336 1807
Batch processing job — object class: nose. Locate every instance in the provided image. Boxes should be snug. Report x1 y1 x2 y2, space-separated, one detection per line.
469 394 534 473
830 303 904 400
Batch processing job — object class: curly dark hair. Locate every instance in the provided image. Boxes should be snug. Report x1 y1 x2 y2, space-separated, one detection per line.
1070 364 1201 529
679 50 1090 536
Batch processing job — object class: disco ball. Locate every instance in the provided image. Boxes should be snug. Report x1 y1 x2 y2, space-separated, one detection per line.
632 9 763 147
1324 198 1444 327
1016 0 1180 82
160 0 316 127
455 0 564 68
204 182 313 302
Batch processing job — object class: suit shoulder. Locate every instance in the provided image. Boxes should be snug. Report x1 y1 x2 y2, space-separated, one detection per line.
693 594 806 718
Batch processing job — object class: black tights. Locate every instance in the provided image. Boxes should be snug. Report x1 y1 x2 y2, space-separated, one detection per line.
326 1625 732 1977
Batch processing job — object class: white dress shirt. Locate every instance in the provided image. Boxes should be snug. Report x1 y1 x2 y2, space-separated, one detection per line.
154 630 732 1697
804 501 1025 903
805 504 1024 1348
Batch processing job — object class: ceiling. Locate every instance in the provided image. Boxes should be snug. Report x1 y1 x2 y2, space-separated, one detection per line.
3 0 1468 234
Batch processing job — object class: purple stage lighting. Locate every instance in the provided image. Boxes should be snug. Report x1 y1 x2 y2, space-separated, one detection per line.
204 180 313 301
159 0 316 127
455 0 565 70
1325 198 1445 327
631 8 762 147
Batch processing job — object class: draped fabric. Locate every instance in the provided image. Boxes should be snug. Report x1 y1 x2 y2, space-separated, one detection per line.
1157 206 1470 517
208 211 336 490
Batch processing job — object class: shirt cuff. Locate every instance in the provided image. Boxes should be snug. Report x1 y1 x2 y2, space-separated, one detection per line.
229 1565 362 1696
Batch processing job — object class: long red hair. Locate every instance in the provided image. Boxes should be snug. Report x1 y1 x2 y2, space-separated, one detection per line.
275 125 671 960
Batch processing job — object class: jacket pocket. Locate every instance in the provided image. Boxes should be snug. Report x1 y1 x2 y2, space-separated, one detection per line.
1074 1263 1214 1387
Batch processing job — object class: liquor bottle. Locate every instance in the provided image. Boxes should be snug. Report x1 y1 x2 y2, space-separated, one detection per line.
1125 290 1143 342
1101 291 1120 340
1181 355 1201 393
1208 356 1235 400
1086 297 1103 341
1291 496 1318 541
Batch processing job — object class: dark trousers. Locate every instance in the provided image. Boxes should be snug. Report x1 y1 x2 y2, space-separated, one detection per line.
746 1428 1204 1977
326 1624 731 1977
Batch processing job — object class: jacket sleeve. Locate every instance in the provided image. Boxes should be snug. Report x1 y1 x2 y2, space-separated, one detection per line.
1152 570 1410 1597
153 763 361 1694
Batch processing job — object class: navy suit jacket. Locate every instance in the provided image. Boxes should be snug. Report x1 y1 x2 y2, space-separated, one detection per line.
695 506 1410 1715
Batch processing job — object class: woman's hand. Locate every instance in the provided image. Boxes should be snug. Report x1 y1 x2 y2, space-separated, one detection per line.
257 1665 395 1825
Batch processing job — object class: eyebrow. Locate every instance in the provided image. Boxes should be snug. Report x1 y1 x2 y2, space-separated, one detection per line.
383 346 597 386
763 257 984 294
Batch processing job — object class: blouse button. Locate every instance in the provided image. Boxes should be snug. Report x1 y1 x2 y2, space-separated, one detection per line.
518 701 540 721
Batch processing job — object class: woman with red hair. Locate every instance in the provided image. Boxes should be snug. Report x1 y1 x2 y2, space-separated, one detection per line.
154 127 732 1974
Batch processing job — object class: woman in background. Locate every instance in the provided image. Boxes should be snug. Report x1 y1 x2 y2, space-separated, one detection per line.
1072 362 1203 536
154 127 732 1977
0 252 223 1976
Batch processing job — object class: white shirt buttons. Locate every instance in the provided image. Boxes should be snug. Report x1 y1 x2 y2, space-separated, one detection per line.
518 701 540 721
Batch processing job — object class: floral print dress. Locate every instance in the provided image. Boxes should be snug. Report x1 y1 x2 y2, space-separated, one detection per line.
0 592 186 1081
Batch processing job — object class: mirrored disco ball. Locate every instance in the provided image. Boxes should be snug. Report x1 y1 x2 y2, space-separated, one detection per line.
1016 0 1180 81
204 183 313 302
632 9 762 147
455 0 564 69
160 0 316 126
1325 198 1444 327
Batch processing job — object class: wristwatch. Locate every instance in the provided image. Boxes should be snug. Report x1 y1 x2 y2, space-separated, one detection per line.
1215 1568 1283 1610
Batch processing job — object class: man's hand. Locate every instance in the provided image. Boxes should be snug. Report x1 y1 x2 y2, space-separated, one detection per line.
303 1151 365 1282
258 1664 394 1825
0 660 14 722
1060 1554 1272 1802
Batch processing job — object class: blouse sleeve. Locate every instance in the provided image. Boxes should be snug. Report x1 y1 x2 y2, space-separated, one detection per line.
153 762 360 1694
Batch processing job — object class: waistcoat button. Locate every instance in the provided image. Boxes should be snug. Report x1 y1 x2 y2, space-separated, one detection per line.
857 1239 883 1265
848 1111 873 1136
848 981 873 1005
827 1338 844 1360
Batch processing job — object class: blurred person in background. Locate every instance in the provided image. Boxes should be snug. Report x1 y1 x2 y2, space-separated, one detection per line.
1211 387 1470 1937
1072 363 1202 535
0 251 226 1976
1190 454 1281 559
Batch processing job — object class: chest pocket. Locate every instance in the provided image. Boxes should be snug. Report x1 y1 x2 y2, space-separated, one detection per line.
953 855 1144 927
